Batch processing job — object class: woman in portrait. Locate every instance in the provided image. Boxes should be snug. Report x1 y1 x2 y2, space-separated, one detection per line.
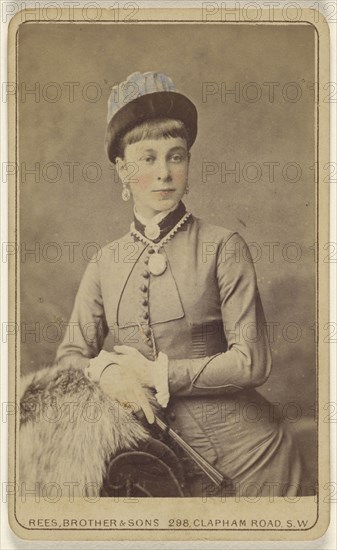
55 71 302 497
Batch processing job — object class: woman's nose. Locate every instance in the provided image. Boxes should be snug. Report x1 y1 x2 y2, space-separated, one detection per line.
157 161 171 182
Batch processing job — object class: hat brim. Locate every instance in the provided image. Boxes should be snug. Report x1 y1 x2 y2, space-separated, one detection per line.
105 91 197 163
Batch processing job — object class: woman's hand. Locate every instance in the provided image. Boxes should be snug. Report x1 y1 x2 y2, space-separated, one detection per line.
100 363 155 424
112 345 156 388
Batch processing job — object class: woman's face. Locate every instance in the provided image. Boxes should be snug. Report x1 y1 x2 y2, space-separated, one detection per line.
116 136 190 219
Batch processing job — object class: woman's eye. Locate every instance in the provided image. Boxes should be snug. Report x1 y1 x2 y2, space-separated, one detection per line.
140 156 155 163
170 154 183 163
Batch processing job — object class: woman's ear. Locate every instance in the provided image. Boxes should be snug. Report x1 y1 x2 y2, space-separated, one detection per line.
115 156 125 182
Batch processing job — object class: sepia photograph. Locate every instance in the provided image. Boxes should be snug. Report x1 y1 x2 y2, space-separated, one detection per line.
6 3 331 542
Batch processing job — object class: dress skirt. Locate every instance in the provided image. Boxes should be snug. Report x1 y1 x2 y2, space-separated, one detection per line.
165 389 302 498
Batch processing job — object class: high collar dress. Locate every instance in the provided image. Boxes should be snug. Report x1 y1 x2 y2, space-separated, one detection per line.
56 203 302 497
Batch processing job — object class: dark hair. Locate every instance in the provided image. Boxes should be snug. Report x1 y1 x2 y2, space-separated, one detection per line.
116 118 189 159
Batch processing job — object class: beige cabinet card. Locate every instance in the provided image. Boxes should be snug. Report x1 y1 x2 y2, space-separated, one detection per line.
5 1 332 543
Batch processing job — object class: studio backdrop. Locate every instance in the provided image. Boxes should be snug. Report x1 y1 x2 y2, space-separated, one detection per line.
17 22 316 418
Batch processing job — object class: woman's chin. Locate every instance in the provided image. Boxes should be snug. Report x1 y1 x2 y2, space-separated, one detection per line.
152 197 179 211
134 197 181 218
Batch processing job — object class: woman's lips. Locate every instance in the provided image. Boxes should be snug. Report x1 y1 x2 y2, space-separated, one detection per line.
152 189 175 198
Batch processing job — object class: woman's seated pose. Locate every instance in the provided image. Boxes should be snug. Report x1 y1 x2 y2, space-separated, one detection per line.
56 71 302 497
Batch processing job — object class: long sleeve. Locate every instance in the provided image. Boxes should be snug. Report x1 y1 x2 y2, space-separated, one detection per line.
56 260 109 369
168 232 272 396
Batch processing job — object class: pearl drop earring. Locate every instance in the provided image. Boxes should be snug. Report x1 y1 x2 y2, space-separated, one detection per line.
122 183 131 201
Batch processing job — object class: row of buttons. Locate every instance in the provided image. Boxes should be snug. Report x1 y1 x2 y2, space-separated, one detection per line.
138 245 177 422
139 250 155 357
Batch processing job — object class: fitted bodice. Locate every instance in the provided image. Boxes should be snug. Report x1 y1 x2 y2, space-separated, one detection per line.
99 216 231 361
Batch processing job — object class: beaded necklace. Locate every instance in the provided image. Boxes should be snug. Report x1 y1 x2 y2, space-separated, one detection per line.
130 212 191 276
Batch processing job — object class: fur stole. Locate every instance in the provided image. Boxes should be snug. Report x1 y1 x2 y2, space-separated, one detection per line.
20 364 152 497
